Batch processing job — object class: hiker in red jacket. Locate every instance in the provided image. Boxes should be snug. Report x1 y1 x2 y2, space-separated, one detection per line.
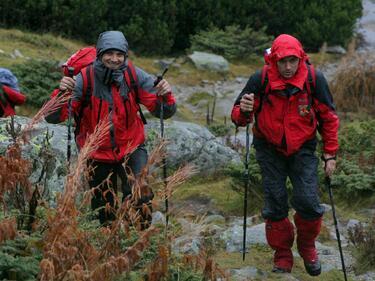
50 31 176 226
0 68 26 117
231 34 339 276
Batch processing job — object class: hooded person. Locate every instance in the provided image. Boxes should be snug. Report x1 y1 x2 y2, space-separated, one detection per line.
231 34 339 276
56 31 176 226
0 68 26 117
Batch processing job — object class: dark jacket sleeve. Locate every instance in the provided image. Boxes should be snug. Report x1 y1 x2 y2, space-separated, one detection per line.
313 70 340 155
135 67 176 119
231 70 262 126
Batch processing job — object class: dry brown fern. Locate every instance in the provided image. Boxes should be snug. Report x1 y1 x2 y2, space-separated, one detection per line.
37 117 196 281
147 245 169 281
0 218 17 243
330 46 375 114
183 251 230 281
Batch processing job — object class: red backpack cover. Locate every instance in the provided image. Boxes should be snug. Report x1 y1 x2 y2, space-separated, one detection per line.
62 47 97 77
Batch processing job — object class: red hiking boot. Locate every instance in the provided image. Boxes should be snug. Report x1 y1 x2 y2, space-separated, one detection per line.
294 213 322 276
265 218 295 273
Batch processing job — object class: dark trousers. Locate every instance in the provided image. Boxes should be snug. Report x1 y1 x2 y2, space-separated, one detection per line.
89 144 148 224
254 138 324 221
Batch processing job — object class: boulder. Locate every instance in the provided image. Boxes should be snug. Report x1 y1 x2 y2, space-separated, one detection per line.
188 51 229 72
145 120 241 173
0 116 74 204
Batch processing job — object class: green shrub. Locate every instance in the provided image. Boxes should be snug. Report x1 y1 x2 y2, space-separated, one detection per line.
187 92 214 106
207 123 231 137
224 155 262 194
190 25 273 60
0 236 42 281
332 120 375 196
11 59 61 108
1 0 361 53
334 159 375 195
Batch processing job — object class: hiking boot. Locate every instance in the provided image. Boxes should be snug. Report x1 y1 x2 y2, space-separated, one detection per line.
304 259 321 276
272 266 291 273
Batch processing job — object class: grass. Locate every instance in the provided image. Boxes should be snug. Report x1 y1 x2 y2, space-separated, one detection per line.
214 247 355 281
0 28 84 68
172 175 262 217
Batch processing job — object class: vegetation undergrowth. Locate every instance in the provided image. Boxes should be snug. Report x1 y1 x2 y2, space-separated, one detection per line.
0 100 231 280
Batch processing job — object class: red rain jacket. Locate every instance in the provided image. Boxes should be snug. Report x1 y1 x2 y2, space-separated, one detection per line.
231 34 339 156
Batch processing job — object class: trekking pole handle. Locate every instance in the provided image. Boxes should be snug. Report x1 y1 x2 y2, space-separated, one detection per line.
153 67 169 87
67 67 74 78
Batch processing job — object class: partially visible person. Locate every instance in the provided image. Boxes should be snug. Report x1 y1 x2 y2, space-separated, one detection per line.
0 68 26 117
46 31 176 227
231 34 339 276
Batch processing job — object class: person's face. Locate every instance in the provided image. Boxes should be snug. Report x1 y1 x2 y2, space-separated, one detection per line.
277 56 299 79
101 50 125 70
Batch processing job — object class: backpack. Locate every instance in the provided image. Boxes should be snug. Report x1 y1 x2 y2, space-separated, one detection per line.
0 68 20 91
62 47 97 77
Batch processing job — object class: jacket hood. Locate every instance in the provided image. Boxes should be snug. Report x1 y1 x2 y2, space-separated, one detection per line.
270 34 307 61
268 34 308 90
96 31 129 57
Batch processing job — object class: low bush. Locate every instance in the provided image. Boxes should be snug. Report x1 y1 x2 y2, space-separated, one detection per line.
207 123 232 137
190 25 273 60
11 59 61 108
330 120 375 197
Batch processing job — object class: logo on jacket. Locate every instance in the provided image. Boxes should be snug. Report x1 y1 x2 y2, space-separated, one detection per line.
298 104 310 117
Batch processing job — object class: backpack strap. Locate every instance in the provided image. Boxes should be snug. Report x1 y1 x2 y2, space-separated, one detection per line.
254 65 270 118
305 63 316 108
125 61 147 124
74 64 94 136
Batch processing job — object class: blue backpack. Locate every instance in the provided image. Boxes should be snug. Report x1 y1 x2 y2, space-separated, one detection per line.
0 68 20 91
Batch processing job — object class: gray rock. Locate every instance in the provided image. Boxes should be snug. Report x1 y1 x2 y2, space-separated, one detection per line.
154 58 176 69
325 45 347 54
316 241 354 273
346 219 361 230
203 215 226 225
235 77 246 83
357 271 375 281
172 235 201 255
152 211 166 226
188 51 229 72
321 203 332 213
221 222 267 252
0 116 75 205
231 266 268 280
145 120 241 173
13 49 24 58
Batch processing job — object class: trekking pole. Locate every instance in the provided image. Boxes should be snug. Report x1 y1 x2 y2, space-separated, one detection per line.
325 175 348 281
242 122 251 261
66 67 74 167
153 67 169 229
